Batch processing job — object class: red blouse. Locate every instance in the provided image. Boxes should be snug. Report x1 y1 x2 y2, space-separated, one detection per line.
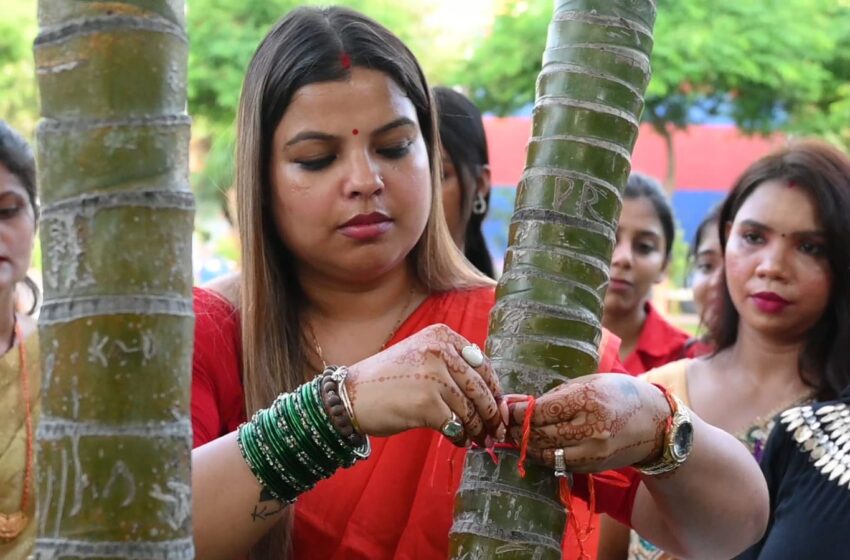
623 302 692 375
191 286 640 559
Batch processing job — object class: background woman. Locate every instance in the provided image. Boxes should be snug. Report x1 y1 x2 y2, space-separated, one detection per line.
601 139 850 560
602 173 690 375
0 121 41 560
433 86 495 278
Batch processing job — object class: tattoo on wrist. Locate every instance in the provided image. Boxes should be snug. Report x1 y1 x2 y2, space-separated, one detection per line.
251 488 286 522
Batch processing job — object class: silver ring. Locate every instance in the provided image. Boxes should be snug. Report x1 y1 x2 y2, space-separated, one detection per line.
440 412 464 440
461 344 485 368
554 448 568 478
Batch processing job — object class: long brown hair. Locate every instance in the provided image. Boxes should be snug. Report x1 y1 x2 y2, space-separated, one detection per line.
233 6 491 556
713 139 850 400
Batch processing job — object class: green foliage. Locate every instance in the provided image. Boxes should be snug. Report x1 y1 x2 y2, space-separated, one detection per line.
456 0 850 149
188 0 436 128
0 0 38 137
454 1 552 115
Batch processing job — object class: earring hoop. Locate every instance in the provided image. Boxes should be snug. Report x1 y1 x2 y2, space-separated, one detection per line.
472 193 487 215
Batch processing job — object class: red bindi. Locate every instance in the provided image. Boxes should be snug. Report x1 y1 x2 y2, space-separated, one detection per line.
340 52 351 70
352 129 359 135
787 180 797 189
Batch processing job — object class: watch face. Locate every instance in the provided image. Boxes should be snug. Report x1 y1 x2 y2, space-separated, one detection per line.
673 421 694 460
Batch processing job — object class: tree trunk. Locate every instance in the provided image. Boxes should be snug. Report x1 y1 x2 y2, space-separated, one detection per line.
33 2 195 558
450 1 656 558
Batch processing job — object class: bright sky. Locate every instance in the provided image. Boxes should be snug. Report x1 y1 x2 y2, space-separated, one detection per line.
426 0 496 37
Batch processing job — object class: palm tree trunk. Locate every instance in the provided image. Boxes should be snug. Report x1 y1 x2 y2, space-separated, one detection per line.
450 1 657 557
33 2 195 558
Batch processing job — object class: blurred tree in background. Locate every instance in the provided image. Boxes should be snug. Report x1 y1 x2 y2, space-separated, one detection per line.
4 0 850 217
458 0 850 187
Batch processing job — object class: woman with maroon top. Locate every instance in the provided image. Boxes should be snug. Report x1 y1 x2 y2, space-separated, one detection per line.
602 174 690 375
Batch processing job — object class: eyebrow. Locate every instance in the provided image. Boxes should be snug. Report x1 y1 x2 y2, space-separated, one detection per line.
284 117 417 148
739 219 825 237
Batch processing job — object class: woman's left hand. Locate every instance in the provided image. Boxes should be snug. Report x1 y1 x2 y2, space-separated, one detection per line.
504 374 670 473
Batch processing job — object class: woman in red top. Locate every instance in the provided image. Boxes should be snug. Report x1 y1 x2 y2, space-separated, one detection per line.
603 174 691 375
190 6 768 560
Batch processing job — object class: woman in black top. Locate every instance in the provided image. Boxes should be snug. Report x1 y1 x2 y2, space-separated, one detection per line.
738 387 850 559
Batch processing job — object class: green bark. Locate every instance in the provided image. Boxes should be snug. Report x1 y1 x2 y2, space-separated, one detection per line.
450 1 656 558
33 1 195 558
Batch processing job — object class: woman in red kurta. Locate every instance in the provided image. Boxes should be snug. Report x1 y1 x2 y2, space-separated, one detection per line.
190 7 769 560
193 286 637 559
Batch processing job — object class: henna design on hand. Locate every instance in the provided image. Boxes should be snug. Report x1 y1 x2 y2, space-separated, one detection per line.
510 376 642 447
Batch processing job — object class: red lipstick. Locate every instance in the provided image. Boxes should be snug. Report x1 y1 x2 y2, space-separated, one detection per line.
339 212 392 241
751 291 790 314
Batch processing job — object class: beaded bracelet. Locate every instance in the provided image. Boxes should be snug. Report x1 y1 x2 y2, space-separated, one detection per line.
236 369 371 503
320 366 367 448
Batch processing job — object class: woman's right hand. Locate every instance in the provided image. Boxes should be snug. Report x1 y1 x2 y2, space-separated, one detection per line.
345 324 506 446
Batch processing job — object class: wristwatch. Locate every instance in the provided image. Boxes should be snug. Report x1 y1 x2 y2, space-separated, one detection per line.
635 385 694 476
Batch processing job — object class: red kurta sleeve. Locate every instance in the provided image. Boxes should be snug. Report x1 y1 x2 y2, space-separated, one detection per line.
191 287 245 448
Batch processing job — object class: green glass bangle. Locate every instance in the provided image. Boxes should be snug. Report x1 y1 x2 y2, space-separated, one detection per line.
267 397 321 490
281 388 342 476
236 422 280 499
289 387 347 473
249 404 314 500
303 377 356 463
236 377 373 506
248 414 305 500
269 395 323 477
254 407 313 493
238 420 295 502
264 394 336 484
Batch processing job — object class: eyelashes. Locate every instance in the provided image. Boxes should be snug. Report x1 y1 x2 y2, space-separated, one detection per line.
294 141 413 172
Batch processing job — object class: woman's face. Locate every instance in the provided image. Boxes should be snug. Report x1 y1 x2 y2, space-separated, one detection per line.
724 179 832 342
605 196 669 317
691 221 723 326
269 67 432 284
0 164 35 294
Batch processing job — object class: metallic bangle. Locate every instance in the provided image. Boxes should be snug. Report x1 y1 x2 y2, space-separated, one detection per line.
329 365 363 435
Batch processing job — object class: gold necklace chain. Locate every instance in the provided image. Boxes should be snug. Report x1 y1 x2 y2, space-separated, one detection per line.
308 288 416 369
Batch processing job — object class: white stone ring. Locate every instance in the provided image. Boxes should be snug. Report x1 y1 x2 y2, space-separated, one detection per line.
440 412 465 440
461 344 485 368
